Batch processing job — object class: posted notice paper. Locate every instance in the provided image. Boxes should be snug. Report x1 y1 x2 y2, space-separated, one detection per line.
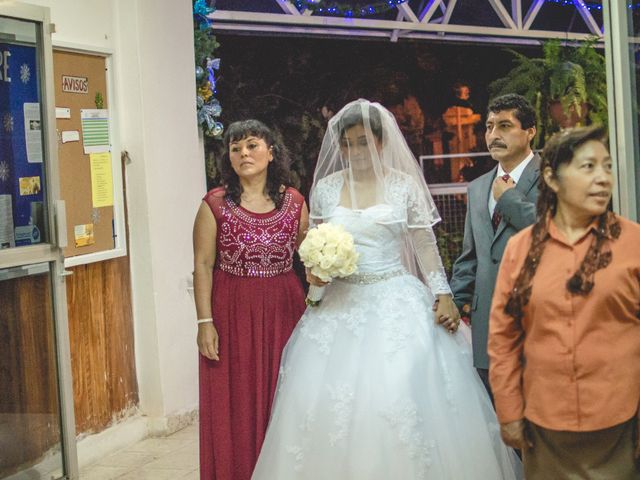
89 152 114 208
23 102 43 163
81 109 110 154
74 223 95 247
0 194 15 248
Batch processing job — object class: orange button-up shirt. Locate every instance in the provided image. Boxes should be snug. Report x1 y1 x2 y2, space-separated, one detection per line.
488 215 640 432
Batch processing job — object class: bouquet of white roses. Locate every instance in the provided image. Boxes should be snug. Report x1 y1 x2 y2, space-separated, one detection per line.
298 223 359 305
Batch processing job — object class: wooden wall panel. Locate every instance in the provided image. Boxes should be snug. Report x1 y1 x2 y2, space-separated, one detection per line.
66 154 138 434
66 254 138 434
0 251 138 477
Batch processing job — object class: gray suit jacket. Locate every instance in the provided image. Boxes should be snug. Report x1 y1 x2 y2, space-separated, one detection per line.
450 154 541 369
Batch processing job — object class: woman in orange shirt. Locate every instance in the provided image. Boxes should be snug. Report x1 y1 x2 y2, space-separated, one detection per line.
488 125 640 479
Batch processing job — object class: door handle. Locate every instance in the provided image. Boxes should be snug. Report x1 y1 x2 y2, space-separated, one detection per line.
55 199 68 248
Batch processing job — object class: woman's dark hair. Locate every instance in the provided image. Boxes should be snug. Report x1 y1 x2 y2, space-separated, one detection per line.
505 124 621 321
487 93 536 130
220 119 292 209
339 102 384 141
453 82 469 97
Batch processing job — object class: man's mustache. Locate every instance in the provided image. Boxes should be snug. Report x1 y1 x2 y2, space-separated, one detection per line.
489 141 507 149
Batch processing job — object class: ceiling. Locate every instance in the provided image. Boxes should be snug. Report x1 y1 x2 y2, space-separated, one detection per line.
210 0 605 45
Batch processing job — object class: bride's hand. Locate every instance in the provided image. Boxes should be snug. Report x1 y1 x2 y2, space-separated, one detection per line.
434 294 461 333
306 268 329 287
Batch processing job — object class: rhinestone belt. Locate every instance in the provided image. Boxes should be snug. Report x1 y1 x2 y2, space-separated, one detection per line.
337 268 407 285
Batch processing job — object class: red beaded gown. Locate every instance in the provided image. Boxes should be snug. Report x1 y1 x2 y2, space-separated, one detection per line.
199 186 306 480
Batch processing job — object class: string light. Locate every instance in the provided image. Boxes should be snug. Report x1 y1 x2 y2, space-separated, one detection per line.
294 0 640 17
542 0 640 12
292 0 408 17
545 0 601 11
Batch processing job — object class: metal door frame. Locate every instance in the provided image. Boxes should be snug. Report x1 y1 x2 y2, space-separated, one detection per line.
0 3 78 479
603 1 638 221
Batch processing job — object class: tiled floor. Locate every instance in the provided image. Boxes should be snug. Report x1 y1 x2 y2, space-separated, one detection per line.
80 422 199 479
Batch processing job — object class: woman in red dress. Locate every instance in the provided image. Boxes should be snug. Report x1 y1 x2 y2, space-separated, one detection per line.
193 120 308 480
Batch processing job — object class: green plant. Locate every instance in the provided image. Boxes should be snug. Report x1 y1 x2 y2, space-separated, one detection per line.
435 226 463 279
193 0 223 139
489 38 607 148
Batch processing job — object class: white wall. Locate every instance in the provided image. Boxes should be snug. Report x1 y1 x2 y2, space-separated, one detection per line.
115 0 204 420
26 0 115 51
19 0 203 428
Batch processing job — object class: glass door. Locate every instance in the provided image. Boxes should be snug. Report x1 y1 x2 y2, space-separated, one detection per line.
604 2 639 221
0 4 77 480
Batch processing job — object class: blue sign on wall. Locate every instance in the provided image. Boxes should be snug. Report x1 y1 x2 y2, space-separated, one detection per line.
0 42 45 248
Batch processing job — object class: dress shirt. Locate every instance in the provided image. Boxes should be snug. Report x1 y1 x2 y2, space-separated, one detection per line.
488 215 640 431
488 151 534 218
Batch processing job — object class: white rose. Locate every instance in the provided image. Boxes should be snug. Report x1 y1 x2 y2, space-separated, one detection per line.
339 263 357 276
334 249 348 264
307 250 322 266
320 256 335 271
309 234 325 251
298 242 310 258
311 266 331 282
322 244 337 258
336 243 352 256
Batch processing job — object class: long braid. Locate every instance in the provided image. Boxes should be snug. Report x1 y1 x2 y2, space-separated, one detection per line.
566 211 620 295
504 187 553 321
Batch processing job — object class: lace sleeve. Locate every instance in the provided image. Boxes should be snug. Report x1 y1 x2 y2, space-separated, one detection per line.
401 175 449 294
309 172 343 227
408 226 452 295
405 173 440 228
385 171 440 227
406 179 431 227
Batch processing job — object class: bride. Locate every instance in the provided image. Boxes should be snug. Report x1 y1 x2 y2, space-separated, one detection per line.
252 99 522 479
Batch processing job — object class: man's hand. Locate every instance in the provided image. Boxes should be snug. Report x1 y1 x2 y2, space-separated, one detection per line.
500 419 533 451
461 303 471 325
492 175 516 201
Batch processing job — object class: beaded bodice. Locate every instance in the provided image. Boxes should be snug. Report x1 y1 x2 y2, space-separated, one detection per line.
204 187 304 278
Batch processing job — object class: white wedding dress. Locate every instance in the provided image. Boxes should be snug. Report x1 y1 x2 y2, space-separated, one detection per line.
253 177 523 479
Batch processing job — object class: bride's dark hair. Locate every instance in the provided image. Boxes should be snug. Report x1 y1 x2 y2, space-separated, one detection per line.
338 102 384 141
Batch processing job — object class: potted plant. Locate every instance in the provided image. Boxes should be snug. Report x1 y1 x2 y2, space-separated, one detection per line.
489 38 607 148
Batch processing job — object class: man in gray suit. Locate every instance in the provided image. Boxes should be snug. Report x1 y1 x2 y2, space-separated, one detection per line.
449 94 540 396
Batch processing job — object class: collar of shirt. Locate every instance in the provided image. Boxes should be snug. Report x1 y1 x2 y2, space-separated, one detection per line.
547 216 600 247
488 151 535 215
496 151 535 184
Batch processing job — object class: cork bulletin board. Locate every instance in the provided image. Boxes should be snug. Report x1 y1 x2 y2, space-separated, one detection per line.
53 50 114 257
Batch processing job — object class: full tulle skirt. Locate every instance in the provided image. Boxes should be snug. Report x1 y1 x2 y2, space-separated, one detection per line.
252 273 522 479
